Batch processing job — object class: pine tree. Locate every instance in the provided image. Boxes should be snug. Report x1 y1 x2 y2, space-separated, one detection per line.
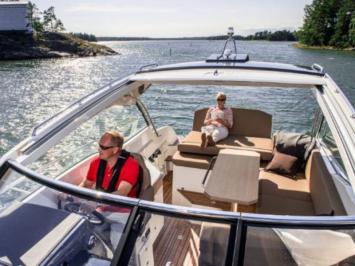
330 0 355 47
43 7 57 31
54 19 65 32
27 1 43 32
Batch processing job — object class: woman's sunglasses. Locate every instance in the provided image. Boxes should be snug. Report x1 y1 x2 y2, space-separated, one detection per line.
217 98 226 102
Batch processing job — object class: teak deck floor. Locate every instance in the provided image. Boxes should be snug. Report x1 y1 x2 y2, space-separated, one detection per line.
153 172 201 266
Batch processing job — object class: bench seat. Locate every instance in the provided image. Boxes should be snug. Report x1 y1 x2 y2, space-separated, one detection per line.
257 150 346 216
258 194 315 216
173 151 212 169
259 170 311 201
178 131 273 161
173 149 347 216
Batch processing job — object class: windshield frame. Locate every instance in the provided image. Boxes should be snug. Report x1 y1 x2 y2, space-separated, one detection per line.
1 159 355 265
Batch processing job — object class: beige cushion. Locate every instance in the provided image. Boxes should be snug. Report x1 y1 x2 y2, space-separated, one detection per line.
193 108 272 138
259 170 311 202
265 150 300 177
178 131 273 161
172 151 213 169
306 150 346 215
257 194 315 216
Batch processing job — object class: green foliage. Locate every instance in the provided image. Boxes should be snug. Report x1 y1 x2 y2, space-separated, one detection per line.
43 7 57 31
350 14 355 46
54 20 66 32
299 0 354 48
244 30 297 41
27 2 65 33
70 32 97 42
27 2 43 32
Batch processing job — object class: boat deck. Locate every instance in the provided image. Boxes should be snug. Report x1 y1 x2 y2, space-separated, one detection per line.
153 172 201 266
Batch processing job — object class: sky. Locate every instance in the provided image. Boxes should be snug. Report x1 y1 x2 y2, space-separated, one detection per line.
32 0 313 37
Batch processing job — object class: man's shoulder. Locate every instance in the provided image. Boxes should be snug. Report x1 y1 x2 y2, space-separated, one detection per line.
89 156 101 167
91 156 101 163
127 155 139 167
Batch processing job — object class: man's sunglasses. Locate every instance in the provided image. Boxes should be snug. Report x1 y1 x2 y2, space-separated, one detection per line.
217 98 226 101
98 144 117 150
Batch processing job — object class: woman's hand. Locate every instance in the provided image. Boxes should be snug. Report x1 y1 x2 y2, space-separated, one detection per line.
204 118 212 125
215 118 228 127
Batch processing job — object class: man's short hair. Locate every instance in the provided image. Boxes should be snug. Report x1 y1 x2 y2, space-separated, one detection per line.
104 131 124 148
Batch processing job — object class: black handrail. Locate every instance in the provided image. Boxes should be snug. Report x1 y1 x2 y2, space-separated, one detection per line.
4 159 138 208
3 159 355 225
2 159 355 266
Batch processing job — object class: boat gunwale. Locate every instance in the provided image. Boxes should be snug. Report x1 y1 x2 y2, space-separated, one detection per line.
3 159 355 226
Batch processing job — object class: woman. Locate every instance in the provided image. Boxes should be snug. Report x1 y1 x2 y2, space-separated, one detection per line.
201 92 233 148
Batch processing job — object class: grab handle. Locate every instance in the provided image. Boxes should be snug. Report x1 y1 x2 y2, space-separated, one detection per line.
202 156 217 185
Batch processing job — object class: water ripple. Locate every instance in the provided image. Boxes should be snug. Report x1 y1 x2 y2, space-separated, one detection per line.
0 41 354 155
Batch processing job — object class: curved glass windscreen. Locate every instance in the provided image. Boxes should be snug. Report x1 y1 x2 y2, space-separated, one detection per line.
0 168 134 265
28 104 146 178
0 163 355 266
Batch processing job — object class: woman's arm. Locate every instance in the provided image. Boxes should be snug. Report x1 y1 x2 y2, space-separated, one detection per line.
203 108 213 125
225 108 233 129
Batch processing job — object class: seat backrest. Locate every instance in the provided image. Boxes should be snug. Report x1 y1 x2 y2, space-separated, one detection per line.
192 108 272 138
130 152 154 201
305 150 346 215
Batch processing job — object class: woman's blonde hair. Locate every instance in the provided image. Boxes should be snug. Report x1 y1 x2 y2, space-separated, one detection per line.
216 92 226 100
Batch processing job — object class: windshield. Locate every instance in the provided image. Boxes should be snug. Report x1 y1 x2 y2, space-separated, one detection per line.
0 152 355 266
28 104 146 178
141 84 317 136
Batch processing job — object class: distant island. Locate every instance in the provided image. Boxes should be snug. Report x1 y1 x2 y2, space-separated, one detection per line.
97 30 297 42
0 2 116 60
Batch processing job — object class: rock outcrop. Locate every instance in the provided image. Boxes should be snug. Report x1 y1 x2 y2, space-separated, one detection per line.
0 32 118 60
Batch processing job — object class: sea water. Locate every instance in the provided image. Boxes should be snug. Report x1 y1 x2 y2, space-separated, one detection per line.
0 40 354 156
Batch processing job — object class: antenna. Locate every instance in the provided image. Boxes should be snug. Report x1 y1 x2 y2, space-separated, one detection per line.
206 27 249 63
219 27 237 59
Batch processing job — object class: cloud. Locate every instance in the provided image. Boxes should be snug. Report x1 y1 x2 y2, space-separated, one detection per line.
68 3 177 14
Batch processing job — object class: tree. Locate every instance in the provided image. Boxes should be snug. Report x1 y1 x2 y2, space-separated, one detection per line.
350 14 355 46
330 0 355 47
43 7 57 31
27 1 43 32
54 19 65 32
299 0 354 48
298 0 342 46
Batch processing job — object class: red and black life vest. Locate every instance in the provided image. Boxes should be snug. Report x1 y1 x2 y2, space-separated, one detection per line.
95 150 141 195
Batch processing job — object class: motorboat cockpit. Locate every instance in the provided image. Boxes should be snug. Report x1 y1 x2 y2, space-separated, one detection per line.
0 29 354 265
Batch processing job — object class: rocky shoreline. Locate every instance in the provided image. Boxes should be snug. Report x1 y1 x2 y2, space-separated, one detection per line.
0 32 118 60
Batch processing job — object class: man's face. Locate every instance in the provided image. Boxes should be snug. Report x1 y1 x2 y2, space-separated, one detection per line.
97 134 120 161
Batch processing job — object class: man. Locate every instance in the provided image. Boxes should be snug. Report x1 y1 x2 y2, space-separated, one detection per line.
80 131 139 198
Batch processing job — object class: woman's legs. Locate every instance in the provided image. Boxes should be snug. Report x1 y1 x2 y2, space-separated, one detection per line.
211 126 229 143
201 126 228 147
201 125 215 148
